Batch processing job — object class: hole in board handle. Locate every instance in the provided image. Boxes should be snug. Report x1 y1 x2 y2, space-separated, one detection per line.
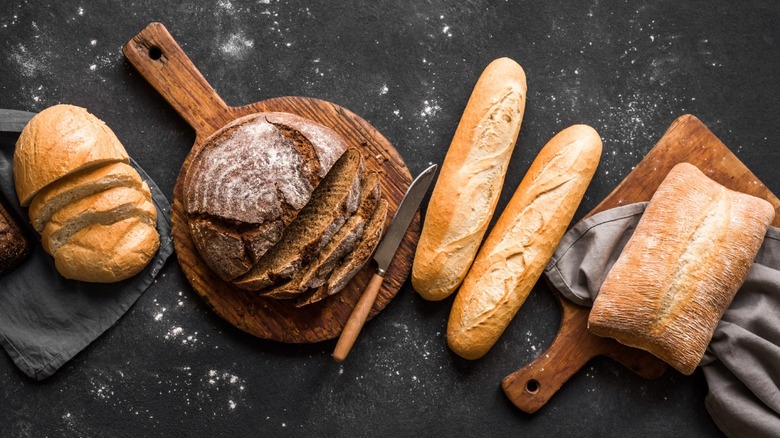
525 379 540 394
148 46 162 61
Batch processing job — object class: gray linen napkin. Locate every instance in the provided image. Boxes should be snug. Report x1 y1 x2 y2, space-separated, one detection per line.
0 143 173 380
545 202 780 438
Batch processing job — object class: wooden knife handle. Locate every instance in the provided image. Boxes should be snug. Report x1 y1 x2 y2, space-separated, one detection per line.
122 22 232 141
333 272 384 362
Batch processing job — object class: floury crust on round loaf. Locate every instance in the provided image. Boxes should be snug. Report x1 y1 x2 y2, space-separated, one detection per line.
183 112 347 282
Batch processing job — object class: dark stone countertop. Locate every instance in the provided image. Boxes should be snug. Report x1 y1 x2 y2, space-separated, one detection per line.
2 1 778 436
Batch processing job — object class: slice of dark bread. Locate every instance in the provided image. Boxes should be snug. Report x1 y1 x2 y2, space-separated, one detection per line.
183 112 347 281
233 148 364 291
0 201 30 277
261 172 382 299
297 197 388 307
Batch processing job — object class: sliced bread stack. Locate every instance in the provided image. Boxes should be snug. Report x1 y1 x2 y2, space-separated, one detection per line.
183 112 349 282
232 148 388 306
233 151 389 306
181 113 387 306
14 105 160 283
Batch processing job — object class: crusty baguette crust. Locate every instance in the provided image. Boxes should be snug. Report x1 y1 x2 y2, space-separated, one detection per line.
447 125 602 360
588 163 775 375
14 105 129 206
412 57 527 301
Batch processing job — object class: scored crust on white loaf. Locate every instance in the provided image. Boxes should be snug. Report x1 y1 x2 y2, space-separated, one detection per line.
588 163 775 375
52 216 160 283
41 185 156 255
447 125 602 360
14 104 130 206
412 57 527 301
28 162 144 233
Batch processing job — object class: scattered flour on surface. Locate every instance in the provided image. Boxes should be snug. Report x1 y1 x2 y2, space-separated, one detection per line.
220 33 255 59
420 99 441 118
9 44 48 77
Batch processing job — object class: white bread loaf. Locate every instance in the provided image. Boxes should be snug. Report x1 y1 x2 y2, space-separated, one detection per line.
52 217 160 283
14 105 129 206
588 163 774 375
448 125 602 360
412 57 527 301
14 104 160 283
41 185 156 255
28 162 145 233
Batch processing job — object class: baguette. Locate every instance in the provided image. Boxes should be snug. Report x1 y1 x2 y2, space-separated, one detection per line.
412 57 527 301
447 125 602 359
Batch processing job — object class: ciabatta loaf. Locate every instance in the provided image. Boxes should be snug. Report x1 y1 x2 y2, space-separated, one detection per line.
448 125 602 360
588 163 775 375
413 57 527 301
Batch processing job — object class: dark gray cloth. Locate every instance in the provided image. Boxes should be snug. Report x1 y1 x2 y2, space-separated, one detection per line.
545 202 780 438
0 144 173 380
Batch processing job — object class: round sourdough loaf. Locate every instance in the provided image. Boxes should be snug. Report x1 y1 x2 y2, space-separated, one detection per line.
182 112 347 281
14 104 130 206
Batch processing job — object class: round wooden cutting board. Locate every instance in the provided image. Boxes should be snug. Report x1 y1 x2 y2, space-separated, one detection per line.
123 23 418 343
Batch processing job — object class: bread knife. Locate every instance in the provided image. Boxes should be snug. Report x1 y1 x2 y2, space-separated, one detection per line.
0 109 35 133
333 163 437 362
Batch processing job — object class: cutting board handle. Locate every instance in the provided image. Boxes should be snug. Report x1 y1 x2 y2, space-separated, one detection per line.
501 291 667 413
123 22 232 141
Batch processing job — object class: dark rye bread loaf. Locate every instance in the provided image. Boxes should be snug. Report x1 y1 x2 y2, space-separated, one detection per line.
0 201 31 277
183 112 347 281
297 196 389 307
233 148 365 291
262 171 382 299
